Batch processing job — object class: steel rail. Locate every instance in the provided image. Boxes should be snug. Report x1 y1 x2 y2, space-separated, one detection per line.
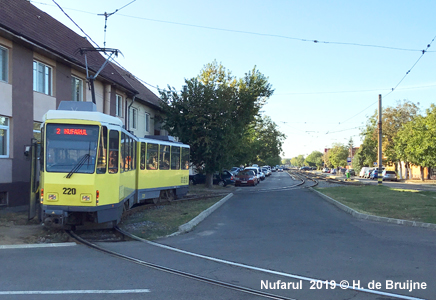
66 230 296 300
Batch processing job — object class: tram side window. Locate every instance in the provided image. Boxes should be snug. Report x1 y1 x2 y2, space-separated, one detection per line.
181 147 190 170
171 146 180 170
125 136 132 171
120 132 125 173
108 130 119 174
96 126 107 174
146 143 158 170
131 139 136 170
140 142 145 170
159 145 170 170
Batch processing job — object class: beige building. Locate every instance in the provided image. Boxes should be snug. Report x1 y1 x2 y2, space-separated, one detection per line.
0 0 165 207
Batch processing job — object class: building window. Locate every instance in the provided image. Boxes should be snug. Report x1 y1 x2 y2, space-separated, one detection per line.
145 112 150 133
116 94 123 117
0 46 8 82
130 107 138 129
33 122 41 141
71 76 83 101
33 61 52 95
0 116 9 157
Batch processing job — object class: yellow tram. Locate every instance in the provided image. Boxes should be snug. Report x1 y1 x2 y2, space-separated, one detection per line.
39 102 189 228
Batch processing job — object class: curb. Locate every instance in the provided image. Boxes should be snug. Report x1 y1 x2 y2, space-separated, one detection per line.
176 193 233 234
309 187 436 230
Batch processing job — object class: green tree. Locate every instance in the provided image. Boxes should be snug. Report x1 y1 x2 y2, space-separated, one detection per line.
396 105 436 180
305 151 323 169
328 143 349 168
296 155 305 167
159 61 274 187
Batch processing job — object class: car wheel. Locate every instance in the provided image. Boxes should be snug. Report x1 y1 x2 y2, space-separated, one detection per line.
218 180 225 187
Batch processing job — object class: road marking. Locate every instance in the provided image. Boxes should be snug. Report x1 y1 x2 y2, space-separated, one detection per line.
0 289 150 295
143 240 425 300
0 243 77 250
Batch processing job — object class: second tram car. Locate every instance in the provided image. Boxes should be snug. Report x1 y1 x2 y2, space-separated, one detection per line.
39 102 189 228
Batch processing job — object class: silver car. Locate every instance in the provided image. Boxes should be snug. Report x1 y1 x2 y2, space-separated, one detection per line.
382 170 397 181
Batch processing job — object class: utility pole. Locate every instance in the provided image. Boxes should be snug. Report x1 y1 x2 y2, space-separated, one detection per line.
378 94 383 185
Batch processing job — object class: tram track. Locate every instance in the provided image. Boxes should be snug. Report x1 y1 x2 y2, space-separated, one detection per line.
66 229 296 300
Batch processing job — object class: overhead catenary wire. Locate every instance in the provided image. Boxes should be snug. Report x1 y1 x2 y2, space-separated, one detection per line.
32 1 433 53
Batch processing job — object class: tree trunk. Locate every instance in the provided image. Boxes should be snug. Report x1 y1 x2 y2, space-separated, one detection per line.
205 173 214 188
405 162 410 180
398 161 403 180
420 166 424 181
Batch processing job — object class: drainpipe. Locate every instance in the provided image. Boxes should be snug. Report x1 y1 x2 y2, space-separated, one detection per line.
126 94 137 132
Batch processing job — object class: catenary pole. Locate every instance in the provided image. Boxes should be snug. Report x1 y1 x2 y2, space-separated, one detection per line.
378 94 383 185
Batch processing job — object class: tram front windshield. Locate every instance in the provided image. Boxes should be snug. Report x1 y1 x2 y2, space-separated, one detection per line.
46 124 99 174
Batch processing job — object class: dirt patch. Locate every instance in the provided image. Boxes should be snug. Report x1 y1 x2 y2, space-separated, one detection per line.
0 210 69 245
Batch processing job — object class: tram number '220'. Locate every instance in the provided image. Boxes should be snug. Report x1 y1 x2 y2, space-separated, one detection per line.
63 188 77 195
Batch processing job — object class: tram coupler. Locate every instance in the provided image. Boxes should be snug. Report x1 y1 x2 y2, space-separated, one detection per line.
43 209 67 228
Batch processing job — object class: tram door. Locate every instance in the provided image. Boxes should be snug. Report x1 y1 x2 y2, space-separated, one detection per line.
28 141 41 221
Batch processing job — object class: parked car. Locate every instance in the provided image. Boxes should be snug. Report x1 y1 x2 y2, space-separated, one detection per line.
189 170 235 186
346 169 356 176
235 169 258 186
370 169 379 180
330 169 337 175
230 167 241 176
322 168 330 173
382 170 397 181
300 166 311 171
245 167 262 182
359 167 370 178
271 167 277 172
363 169 372 179
261 167 270 176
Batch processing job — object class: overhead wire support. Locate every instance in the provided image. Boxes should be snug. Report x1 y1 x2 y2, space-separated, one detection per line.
98 0 136 48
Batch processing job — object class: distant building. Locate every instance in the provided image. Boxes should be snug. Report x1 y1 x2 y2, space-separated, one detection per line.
0 0 165 207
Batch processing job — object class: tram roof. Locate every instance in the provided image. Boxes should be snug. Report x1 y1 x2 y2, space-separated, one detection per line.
43 110 123 127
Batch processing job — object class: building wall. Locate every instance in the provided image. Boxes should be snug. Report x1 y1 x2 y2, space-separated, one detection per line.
10 43 33 205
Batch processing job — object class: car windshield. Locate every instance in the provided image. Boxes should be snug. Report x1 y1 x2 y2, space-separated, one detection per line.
239 170 254 176
45 124 99 173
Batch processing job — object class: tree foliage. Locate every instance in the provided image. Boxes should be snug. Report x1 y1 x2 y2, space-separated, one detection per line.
305 151 323 168
326 143 349 168
395 104 436 180
159 61 276 187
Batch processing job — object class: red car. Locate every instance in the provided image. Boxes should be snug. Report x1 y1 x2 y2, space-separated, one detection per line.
235 170 258 186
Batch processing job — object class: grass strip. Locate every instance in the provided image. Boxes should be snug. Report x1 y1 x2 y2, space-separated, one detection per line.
119 197 222 240
314 185 436 224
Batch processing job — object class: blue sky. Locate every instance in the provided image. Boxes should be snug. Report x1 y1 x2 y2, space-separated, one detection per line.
31 0 436 159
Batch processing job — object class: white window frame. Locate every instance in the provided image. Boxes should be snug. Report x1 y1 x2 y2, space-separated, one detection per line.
33 60 52 95
130 107 138 129
71 76 83 101
145 112 150 133
116 94 123 117
0 45 8 83
0 116 9 158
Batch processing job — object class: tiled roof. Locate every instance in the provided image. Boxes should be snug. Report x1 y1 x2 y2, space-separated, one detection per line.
0 0 136 94
111 62 162 110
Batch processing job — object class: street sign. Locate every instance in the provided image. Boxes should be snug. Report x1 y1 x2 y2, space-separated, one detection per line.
373 162 377 166
347 158 351 163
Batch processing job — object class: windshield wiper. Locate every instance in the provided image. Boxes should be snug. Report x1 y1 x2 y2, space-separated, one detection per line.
66 154 90 178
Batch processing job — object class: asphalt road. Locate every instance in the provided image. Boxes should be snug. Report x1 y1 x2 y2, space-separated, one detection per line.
1 172 435 300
